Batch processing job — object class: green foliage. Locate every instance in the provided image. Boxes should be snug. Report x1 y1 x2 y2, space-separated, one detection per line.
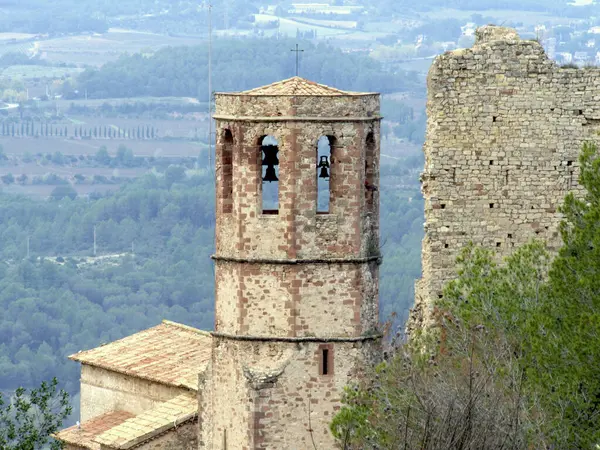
1 173 14 185
50 185 77 201
541 142 600 447
333 243 548 449
0 172 216 403
77 39 420 100
0 377 71 450
333 141 600 449
95 146 110 165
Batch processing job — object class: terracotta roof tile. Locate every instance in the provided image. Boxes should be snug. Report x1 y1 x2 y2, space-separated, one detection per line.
237 76 369 96
69 321 211 390
94 394 197 449
54 411 135 450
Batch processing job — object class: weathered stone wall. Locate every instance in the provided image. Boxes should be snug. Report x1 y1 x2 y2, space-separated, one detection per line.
200 338 379 450
79 365 191 422
412 25 600 330
214 262 378 337
213 97 381 339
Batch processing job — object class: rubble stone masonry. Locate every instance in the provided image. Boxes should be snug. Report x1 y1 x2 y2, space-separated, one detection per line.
411 26 600 330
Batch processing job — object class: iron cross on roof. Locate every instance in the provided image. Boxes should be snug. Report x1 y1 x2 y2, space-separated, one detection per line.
291 44 304 77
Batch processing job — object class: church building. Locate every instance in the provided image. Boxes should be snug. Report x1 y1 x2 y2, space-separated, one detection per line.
56 77 382 449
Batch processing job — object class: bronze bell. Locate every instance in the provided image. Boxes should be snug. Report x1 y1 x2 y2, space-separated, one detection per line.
261 145 279 166
263 166 278 183
317 155 330 179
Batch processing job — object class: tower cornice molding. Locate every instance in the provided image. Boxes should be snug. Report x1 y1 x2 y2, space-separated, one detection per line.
213 114 382 122
211 331 383 343
211 254 382 265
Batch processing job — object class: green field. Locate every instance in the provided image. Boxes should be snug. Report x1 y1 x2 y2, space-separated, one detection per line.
31 30 207 66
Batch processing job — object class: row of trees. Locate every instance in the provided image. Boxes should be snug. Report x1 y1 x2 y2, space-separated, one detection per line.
333 143 600 449
0 122 158 139
73 125 157 140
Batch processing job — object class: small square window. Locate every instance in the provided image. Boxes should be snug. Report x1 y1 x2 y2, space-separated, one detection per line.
489 203 495 208
441 203 446 209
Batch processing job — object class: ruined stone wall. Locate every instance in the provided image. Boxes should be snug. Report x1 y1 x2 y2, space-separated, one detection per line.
199 338 379 450
79 365 190 422
412 25 600 330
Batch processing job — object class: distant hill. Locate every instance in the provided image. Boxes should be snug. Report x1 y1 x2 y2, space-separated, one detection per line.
76 38 421 101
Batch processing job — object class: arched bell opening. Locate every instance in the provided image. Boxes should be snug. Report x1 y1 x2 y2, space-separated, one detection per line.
260 135 280 215
365 131 376 212
317 135 335 214
220 129 234 214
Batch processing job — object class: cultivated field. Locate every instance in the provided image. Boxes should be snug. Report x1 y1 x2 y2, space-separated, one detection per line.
0 137 206 158
33 30 207 66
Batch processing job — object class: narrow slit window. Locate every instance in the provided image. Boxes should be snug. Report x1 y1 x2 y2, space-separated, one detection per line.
317 136 334 214
261 135 279 214
322 349 329 375
365 132 376 211
319 344 333 376
220 129 233 214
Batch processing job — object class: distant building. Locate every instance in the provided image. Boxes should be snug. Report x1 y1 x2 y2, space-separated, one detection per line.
544 37 557 59
574 51 590 64
441 41 458 51
289 3 364 15
461 22 476 37
558 52 573 64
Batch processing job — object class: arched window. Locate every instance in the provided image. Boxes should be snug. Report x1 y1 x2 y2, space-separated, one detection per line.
365 131 376 211
260 135 279 214
220 129 233 214
317 135 335 214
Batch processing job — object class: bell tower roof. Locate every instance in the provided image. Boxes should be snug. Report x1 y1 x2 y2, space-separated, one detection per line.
227 76 373 97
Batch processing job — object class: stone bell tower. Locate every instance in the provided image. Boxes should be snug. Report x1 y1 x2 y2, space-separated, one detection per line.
199 77 381 449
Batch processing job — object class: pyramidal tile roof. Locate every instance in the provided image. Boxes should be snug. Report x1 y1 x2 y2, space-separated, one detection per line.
69 320 211 390
238 76 367 96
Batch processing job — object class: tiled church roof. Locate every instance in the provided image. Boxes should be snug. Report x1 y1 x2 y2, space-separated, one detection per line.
236 76 370 96
55 394 197 450
54 411 134 450
94 393 197 449
69 320 212 390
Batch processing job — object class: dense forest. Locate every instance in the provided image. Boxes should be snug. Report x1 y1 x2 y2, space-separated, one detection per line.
76 39 421 100
0 160 423 421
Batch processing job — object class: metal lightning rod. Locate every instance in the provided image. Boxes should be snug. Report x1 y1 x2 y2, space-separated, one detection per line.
208 2 213 172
